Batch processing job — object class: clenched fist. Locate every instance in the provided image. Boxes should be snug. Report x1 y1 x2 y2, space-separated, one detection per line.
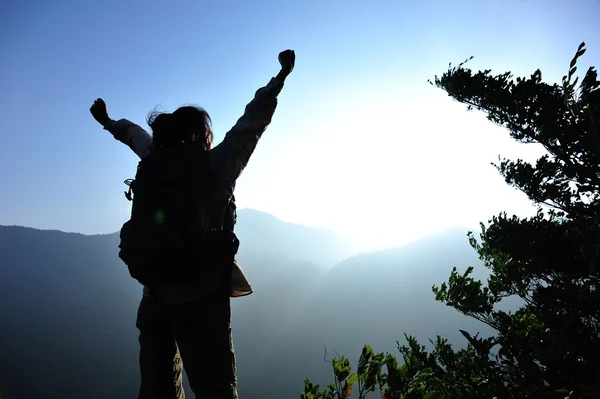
276 49 295 81
90 98 110 126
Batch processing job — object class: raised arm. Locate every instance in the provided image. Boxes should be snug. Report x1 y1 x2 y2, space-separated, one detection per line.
210 49 295 182
90 98 154 159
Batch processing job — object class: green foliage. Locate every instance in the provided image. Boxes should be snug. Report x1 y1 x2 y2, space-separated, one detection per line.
300 341 438 399
300 336 504 398
302 42 600 398
429 41 600 398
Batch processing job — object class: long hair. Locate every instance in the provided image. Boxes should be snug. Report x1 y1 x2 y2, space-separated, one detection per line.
147 106 213 150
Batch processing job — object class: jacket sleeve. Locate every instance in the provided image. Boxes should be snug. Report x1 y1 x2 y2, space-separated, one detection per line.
103 119 154 159
209 77 284 182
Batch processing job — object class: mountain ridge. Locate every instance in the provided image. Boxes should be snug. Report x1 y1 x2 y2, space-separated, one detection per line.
0 208 349 238
0 213 490 398
0 211 474 266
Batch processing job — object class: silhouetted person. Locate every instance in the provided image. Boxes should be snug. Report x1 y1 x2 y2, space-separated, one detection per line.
90 50 295 399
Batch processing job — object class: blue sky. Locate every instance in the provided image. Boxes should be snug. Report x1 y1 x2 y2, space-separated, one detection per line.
1 0 599 251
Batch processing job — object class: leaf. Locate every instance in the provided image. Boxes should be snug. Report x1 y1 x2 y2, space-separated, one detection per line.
416 371 431 382
337 368 351 382
571 76 579 88
569 66 577 77
459 329 474 343
570 57 577 69
347 373 358 386
423 392 441 399
358 346 373 375
345 384 353 398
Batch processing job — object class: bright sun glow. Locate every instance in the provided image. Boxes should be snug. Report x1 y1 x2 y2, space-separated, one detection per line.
235 83 549 252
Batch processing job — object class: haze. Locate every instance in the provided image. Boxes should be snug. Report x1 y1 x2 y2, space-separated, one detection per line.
1 2 600 397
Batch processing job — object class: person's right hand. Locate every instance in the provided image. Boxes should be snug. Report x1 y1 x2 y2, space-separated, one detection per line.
278 49 295 78
90 98 110 126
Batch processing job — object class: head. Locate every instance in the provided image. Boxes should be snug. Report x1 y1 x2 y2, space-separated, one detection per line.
147 105 213 150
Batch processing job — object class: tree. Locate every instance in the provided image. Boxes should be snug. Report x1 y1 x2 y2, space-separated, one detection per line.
431 41 600 398
300 42 600 398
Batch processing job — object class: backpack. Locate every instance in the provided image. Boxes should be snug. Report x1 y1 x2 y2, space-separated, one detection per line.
117 146 239 288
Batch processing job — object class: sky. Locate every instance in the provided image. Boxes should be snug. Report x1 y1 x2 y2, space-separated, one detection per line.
1 0 599 252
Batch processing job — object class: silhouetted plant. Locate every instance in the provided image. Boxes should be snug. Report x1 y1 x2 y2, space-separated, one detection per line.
301 42 599 399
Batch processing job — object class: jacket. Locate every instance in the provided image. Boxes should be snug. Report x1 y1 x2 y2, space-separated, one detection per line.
104 77 284 306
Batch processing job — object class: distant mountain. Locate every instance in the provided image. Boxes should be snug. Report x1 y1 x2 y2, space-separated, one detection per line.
235 208 358 266
0 226 139 399
0 214 494 399
235 228 494 397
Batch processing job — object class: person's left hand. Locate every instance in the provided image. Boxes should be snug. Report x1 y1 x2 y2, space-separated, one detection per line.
90 98 110 126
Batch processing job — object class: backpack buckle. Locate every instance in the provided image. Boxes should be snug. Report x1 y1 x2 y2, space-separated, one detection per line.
124 179 135 201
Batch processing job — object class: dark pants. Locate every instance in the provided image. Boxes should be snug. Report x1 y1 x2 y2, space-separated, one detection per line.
136 293 238 399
